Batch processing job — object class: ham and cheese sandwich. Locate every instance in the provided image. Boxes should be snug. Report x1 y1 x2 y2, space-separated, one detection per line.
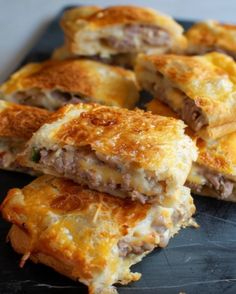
0 59 139 110
0 100 50 172
18 103 197 204
186 20 236 59
136 52 236 140
1 175 196 294
58 5 186 67
147 99 236 201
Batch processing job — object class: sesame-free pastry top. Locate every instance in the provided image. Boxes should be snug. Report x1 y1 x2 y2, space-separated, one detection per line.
1 175 195 294
147 99 236 202
0 59 139 110
18 103 197 203
186 20 236 59
60 5 186 58
0 100 50 172
136 52 236 140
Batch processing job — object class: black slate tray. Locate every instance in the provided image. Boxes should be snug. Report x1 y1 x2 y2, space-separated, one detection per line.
1 7 236 294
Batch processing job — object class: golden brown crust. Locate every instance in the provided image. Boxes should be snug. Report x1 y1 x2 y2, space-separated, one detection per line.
136 52 236 131
17 104 197 200
62 6 101 23
60 5 186 56
147 98 236 178
0 101 50 139
196 132 236 177
1 175 195 294
34 103 195 171
62 5 182 30
0 59 139 109
0 175 158 292
8 225 81 282
146 99 196 139
1 176 151 233
186 20 236 55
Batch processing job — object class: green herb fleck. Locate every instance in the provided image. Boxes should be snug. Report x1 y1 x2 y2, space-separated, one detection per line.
31 147 41 163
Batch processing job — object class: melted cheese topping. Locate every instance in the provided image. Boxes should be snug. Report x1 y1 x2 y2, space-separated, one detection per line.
2 175 195 293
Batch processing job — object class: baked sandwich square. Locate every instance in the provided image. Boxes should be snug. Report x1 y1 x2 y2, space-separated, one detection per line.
1 175 196 294
0 59 139 110
186 20 236 59
136 52 236 140
0 100 50 172
187 133 236 202
18 103 197 203
60 5 186 58
147 99 236 202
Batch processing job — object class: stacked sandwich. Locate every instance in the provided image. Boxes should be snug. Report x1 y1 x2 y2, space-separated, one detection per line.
0 101 197 293
52 5 187 67
136 52 236 201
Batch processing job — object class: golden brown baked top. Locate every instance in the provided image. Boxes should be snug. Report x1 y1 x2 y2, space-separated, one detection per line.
1 175 151 234
186 20 236 53
0 175 155 290
137 52 236 128
196 133 236 177
0 101 50 140
61 5 184 34
146 99 195 138
1 175 195 293
0 59 139 109
26 103 197 171
60 5 187 58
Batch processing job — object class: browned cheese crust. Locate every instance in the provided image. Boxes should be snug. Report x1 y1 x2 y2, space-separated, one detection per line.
136 52 236 139
0 59 139 109
1 175 195 293
0 101 50 140
146 98 236 201
186 21 236 58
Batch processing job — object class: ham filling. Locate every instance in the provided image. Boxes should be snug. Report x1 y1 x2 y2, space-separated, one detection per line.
187 165 234 199
118 203 191 257
30 146 166 203
12 89 89 110
101 25 171 52
143 71 209 131
181 98 208 132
